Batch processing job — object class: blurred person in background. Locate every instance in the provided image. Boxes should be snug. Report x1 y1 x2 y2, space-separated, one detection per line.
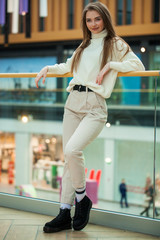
119 178 128 208
140 177 159 217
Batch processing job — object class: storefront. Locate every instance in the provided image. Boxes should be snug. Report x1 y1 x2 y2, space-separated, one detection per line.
31 134 64 201
0 132 15 193
0 131 64 200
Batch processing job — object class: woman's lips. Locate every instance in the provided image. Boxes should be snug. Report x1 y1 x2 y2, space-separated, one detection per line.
92 28 99 31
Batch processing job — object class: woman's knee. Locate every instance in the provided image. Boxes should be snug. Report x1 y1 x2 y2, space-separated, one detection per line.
64 145 82 163
64 144 74 162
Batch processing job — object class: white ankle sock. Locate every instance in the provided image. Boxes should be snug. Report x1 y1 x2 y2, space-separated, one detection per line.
75 187 86 202
60 203 71 210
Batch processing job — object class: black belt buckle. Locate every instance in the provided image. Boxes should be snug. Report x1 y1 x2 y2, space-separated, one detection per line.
78 85 82 92
73 85 92 92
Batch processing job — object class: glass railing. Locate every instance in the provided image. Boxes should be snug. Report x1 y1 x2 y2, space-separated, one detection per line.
0 70 160 221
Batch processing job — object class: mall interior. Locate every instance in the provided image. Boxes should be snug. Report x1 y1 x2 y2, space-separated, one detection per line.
0 0 160 238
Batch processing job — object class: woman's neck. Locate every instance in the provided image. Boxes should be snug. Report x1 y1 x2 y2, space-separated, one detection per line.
91 29 107 39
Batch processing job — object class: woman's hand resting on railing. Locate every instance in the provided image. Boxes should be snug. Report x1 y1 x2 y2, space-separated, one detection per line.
35 66 48 88
96 62 110 85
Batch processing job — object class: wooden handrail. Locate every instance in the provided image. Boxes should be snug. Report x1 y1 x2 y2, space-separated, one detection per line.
0 70 159 78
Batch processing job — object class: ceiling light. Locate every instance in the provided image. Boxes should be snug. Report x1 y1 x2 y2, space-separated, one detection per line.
106 122 111 127
140 47 146 53
105 157 112 164
18 114 33 123
21 115 29 123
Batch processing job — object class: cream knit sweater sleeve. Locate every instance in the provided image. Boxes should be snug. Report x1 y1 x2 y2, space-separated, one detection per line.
110 39 145 72
47 52 75 74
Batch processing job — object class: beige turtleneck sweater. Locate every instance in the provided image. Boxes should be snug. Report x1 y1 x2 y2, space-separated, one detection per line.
48 30 145 98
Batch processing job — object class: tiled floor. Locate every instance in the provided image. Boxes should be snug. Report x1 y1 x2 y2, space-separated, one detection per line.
0 207 159 240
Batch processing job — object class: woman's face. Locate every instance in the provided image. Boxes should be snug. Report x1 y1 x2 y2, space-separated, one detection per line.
86 10 104 34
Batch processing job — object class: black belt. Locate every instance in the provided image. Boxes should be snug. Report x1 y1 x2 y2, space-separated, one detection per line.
73 85 93 92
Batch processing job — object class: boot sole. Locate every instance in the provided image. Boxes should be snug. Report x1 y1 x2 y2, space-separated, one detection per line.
73 200 92 231
43 224 72 233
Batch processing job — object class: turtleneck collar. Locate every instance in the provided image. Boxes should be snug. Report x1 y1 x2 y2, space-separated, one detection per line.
91 29 107 39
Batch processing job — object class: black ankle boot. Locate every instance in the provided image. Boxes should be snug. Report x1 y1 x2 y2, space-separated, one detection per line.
43 208 72 233
73 195 92 231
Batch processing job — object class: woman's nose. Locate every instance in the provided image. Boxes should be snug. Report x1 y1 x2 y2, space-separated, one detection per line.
91 21 96 27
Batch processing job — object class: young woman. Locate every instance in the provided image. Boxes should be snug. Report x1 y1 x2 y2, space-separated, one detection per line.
35 2 145 233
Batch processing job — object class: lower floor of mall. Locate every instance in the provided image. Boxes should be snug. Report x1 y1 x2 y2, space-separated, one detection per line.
0 118 160 219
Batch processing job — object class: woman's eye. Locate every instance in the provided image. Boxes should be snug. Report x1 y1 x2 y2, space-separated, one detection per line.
86 18 101 23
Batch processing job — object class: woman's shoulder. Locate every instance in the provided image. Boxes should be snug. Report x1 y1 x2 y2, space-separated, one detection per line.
112 36 129 50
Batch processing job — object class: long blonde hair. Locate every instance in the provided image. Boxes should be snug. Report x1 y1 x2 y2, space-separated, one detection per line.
71 2 129 73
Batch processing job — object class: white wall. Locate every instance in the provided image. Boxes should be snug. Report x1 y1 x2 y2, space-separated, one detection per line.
15 132 32 185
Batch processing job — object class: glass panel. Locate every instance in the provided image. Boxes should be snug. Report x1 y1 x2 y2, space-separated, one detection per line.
0 59 159 219
19 15 24 33
0 25 5 34
156 79 160 219
84 0 91 7
150 47 160 219
39 17 45 32
149 51 160 107
0 56 58 119
68 0 74 29
153 0 160 22
88 73 155 217
117 0 123 25
126 0 132 25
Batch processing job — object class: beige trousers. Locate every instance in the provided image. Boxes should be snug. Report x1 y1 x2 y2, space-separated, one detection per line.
61 89 108 205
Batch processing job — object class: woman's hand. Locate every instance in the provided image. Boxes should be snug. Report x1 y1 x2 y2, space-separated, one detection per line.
96 62 110 85
35 66 48 88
